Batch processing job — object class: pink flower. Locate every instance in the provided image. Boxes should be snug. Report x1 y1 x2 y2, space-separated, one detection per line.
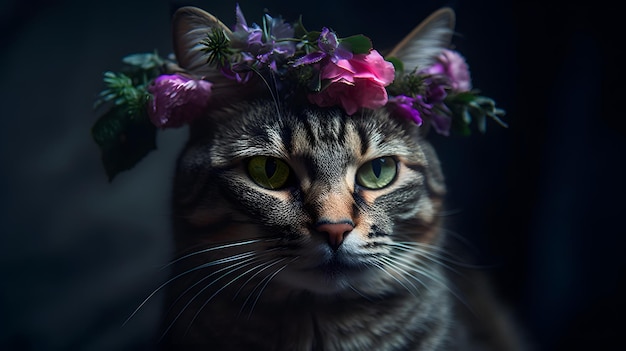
147 74 213 128
308 50 395 115
424 49 472 92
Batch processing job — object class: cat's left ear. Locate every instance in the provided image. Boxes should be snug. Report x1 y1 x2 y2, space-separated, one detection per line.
172 6 232 80
387 7 456 72
171 6 265 130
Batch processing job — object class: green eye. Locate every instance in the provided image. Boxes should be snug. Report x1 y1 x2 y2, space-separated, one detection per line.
356 157 397 189
247 156 291 190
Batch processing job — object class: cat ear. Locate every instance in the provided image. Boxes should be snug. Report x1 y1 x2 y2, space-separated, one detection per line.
171 6 265 125
387 7 456 72
172 6 232 80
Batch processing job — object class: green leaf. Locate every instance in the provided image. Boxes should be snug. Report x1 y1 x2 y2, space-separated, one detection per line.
122 52 164 70
475 96 508 128
467 102 487 133
305 31 321 43
449 91 477 104
293 15 309 38
386 57 404 75
200 27 233 68
340 35 372 54
451 112 471 136
91 105 157 181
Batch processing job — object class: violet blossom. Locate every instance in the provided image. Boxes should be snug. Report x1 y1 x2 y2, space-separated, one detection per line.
387 95 425 125
231 4 295 72
294 27 353 67
232 4 263 52
423 49 472 92
427 105 453 136
147 74 212 128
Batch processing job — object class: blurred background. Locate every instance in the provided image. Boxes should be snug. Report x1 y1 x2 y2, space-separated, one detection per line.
1 0 623 350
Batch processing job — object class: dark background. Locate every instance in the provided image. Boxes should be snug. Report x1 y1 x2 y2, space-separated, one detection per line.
1 0 623 350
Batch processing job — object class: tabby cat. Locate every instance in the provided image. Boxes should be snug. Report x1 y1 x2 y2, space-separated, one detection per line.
155 6 523 351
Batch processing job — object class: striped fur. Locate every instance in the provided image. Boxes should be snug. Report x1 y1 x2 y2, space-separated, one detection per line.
161 101 456 350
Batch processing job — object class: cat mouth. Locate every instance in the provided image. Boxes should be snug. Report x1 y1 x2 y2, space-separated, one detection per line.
314 254 369 276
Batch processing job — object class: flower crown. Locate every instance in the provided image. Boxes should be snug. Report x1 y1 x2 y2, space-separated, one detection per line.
92 5 506 180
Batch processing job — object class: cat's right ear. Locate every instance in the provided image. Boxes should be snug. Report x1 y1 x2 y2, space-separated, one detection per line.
172 6 232 81
386 7 456 73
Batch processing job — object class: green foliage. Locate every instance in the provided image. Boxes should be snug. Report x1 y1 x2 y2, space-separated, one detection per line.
92 52 170 181
445 92 507 135
91 105 157 181
340 35 372 54
386 71 427 97
200 28 233 68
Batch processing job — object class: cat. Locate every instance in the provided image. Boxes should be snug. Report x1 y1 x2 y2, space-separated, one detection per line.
153 6 525 351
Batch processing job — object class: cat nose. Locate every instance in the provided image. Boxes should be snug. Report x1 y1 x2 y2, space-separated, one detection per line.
315 221 354 250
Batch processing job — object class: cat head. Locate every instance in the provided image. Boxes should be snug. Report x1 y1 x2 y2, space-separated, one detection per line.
168 6 456 296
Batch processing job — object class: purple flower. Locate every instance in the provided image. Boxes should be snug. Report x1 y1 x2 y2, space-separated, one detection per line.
220 53 254 83
232 4 263 51
255 15 296 71
231 5 295 72
387 93 452 135
423 49 472 92
429 108 453 136
387 95 423 125
147 74 212 128
294 28 353 66
265 14 296 56
422 78 446 103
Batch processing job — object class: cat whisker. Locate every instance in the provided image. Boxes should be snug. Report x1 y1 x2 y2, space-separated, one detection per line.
123 250 260 327
163 238 280 268
370 259 421 299
389 248 473 314
437 227 499 268
392 241 484 270
161 252 281 341
238 257 291 318
379 254 432 289
164 250 279 321
347 283 374 301
388 242 466 275
182 254 284 338
249 66 282 117
377 255 427 296
230 257 285 318
436 208 464 217
244 257 297 319
232 255 290 303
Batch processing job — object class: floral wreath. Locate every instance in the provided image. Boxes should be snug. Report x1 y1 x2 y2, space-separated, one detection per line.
92 5 506 180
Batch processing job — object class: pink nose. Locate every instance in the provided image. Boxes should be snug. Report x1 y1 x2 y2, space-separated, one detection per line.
316 222 354 250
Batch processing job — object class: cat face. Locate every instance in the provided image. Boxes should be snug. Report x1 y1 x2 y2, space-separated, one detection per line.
151 6 464 347
172 101 446 297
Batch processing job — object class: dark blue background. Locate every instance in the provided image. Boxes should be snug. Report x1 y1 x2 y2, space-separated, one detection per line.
1 0 623 350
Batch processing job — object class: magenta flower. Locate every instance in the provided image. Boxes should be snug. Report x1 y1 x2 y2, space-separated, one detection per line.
147 74 213 128
424 49 472 92
308 49 395 115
